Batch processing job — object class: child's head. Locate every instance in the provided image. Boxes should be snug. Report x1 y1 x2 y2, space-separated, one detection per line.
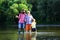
32 19 36 22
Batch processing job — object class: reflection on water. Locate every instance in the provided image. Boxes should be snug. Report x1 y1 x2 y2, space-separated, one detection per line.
17 33 24 40
17 32 60 40
25 33 31 40
31 33 37 40
17 32 37 40
0 31 60 40
37 36 60 40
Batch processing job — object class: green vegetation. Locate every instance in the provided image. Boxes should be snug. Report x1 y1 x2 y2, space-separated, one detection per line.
0 0 32 29
0 0 60 29
31 0 60 24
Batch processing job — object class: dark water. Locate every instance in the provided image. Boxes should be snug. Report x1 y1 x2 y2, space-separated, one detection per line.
0 31 60 40
0 26 60 40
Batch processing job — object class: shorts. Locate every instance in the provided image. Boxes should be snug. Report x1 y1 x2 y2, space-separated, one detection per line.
25 24 31 31
32 28 36 32
18 23 25 29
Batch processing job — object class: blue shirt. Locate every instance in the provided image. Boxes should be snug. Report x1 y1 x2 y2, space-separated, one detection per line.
25 15 33 24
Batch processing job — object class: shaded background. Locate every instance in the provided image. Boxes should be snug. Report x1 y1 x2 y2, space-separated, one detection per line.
0 0 60 29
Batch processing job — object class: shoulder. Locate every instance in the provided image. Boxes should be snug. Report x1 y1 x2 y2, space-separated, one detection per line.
30 14 33 17
30 15 33 18
24 13 27 16
29 15 32 17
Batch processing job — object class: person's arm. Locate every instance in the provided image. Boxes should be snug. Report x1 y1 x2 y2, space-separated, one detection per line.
18 13 21 19
25 15 27 22
16 15 18 18
31 15 34 20
16 13 19 18
35 22 36 26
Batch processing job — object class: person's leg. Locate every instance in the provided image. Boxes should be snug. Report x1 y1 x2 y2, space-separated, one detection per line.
34 28 37 34
25 24 29 33
18 23 21 34
29 24 31 33
22 23 25 33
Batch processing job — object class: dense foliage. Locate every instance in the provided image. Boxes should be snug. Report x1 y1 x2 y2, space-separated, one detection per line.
0 0 32 29
0 0 60 28
31 0 60 24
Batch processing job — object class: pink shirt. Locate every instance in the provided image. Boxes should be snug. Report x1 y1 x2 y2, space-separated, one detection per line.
18 13 26 23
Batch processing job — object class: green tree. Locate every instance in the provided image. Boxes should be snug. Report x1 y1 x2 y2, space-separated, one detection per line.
31 0 60 24
0 0 32 29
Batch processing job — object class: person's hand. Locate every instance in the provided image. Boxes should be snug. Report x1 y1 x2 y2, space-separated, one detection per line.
16 15 18 18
